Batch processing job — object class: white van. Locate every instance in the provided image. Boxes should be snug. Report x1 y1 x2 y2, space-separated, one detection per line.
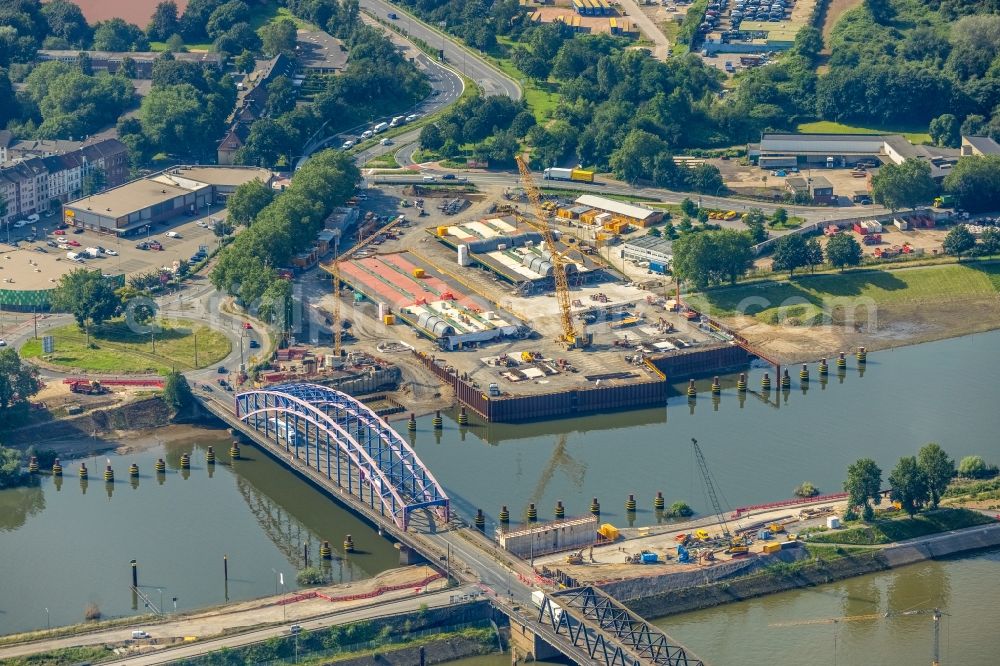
389 115 405 128
373 122 389 133
131 630 150 639
422 175 436 182
84 247 101 258
66 251 82 261
380 138 392 146
361 130 373 140
342 139 355 149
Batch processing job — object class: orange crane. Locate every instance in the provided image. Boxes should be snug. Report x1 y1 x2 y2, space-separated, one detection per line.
514 155 585 349
771 607 947 665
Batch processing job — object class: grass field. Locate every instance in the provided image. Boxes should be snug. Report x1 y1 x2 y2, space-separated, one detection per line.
688 263 1000 323
21 319 231 375
808 509 996 545
495 37 561 122
797 121 931 145
365 153 400 169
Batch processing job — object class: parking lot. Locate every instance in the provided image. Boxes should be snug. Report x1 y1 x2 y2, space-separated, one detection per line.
1 207 228 292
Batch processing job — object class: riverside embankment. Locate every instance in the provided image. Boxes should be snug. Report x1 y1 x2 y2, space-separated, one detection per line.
604 521 1000 619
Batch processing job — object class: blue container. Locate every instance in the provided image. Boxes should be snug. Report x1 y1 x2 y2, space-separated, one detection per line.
641 552 659 564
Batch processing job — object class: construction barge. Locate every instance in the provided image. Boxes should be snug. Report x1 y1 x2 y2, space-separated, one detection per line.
415 343 752 423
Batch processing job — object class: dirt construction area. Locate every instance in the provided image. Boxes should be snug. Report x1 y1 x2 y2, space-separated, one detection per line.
716 159 878 209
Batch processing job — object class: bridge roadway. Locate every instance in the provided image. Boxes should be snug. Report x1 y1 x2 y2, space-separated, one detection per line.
196 390 704 665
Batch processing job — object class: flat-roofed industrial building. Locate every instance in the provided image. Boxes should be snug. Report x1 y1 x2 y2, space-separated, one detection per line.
63 166 272 235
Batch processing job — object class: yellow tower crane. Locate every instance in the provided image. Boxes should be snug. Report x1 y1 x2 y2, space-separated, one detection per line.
514 155 586 349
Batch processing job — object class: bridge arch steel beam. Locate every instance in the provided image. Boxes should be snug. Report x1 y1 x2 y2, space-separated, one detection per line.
234 384 449 530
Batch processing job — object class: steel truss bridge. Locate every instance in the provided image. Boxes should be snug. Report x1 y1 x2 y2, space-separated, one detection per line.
537 586 704 666
235 383 450 531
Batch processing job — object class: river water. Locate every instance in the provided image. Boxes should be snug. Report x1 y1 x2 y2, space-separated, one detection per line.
414 331 1000 529
0 429 397 635
447 547 1000 666
2 331 999 646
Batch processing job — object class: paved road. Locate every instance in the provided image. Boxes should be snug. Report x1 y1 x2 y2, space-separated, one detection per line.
617 0 671 60
370 172 891 223
361 0 521 100
96 586 473 666
297 23 465 169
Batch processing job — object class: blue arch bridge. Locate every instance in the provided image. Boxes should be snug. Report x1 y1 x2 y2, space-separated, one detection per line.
235 383 450 531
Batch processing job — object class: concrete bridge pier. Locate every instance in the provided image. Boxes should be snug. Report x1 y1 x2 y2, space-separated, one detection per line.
396 542 425 566
508 617 560 663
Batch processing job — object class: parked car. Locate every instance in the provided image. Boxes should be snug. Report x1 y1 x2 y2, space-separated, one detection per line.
249 339 260 349
53 229 66 236
67 239 80 247
104 248 118 256
136 242 149 250
165 231 181 238
72 227 84 234
217 366 227 374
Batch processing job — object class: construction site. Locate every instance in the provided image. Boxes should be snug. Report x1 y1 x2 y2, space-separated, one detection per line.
294 159 756 422
518 437 849 588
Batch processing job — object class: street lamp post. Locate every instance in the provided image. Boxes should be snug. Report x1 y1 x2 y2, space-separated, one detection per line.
45 608 50 630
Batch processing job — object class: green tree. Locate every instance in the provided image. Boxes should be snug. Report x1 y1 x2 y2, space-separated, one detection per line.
165 33 185 52
943 155 1000 213
140 83 226 157
958 455 995 479
744 208 767 243
825 233 862 270
680 197 698 217
93 18 149 51
771 207 788 226
929 113 960 148
0 445 26 489
50 269 122 344
942 225 975 259
667 501 693 517
419 124 444 151
41 0 91 47
888 456 929 517
805 238 824 272
610 129 668 185
870 159 937 212
260 18 297 57
146 1 180 41
0 349 42 424
227 179 275 226
234 50 255 73
0 68 15 128
980 227 1000 255
162 370 192 411
689 164 725 195
264 75 295 117
771 233 809 276
81 168 106 196
258 279 293 331
205 0 249 39
917 443 954 509
844 457 882 521
673 230 753 288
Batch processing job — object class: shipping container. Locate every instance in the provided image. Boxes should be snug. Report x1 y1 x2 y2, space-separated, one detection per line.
543 167 574 180
570 168 595 182
648 261 668 274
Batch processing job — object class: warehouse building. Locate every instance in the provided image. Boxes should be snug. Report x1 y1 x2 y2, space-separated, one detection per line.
751 133 960 179
961 135 1000 157
620 235 673 267
573 194 663 228
63 166 272 235
786 175 835 204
